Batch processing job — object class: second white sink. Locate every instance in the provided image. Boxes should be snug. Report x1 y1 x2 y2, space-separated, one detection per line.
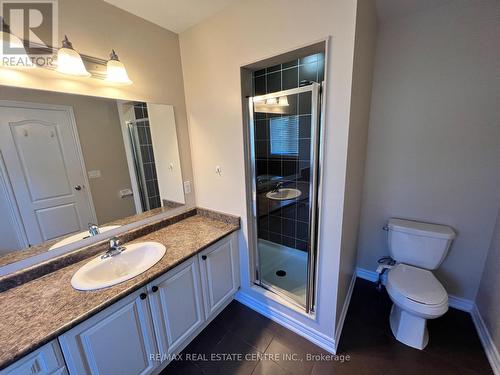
266 188 302 201
71 242 166 291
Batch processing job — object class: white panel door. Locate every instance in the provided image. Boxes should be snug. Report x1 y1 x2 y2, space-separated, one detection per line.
0 102 95 246
148 257 204 356
58 288 158 375
199 233 239 319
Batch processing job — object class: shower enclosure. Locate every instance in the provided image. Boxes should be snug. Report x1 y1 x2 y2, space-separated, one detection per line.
248 82 322 312
127 116 162 212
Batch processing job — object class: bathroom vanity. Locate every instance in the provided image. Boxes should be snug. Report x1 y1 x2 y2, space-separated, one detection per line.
0 209 240 374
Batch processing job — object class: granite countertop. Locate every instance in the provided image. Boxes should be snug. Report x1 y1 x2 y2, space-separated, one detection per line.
0 213 239 370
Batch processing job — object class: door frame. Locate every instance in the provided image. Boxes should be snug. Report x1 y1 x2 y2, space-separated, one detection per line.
244 83 324 314
0 100 98 240
116 100 143 214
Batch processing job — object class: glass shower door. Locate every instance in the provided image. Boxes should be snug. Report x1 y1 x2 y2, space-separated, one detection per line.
127 119 162 212
248 83 321 312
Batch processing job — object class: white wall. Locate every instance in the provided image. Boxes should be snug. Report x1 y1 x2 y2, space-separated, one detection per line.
476 209 500 354
148 104 185 205
357 0 500 300
180 0 363 349
337 0 377 325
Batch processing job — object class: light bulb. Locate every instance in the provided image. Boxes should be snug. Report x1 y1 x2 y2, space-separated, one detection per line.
278 96 289 106
106 50 132 85
56 36 90 77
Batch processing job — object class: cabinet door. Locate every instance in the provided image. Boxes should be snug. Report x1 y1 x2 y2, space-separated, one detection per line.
58 288 158 375
148 257 204 356
199 233 239 319
0 340 66 375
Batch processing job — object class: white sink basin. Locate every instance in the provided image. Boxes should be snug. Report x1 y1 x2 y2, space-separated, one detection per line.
49 225 121 250
71 242 166 291
266 188 302 201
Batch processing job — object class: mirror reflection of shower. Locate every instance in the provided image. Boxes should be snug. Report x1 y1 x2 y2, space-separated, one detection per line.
120 101 186 214
127 103 162 212
249 53 324 311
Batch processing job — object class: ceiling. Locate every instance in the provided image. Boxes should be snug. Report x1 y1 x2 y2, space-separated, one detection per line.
376 0 453 22
102 0 238 33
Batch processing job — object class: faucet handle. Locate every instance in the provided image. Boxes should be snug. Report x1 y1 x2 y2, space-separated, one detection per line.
109 237 120 249
88 223 100 236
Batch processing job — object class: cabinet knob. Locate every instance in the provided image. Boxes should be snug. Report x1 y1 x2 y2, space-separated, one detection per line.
152 286 158 293
140 293 147 300
202 255 207 260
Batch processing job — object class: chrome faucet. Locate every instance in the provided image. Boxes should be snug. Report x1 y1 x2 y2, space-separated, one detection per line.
101 237 125 259
271 182 283 193
88 223 100 236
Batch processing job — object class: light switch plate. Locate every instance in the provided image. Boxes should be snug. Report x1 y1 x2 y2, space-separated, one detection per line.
119 189 133 198
184 181 191 194
88 170 101 179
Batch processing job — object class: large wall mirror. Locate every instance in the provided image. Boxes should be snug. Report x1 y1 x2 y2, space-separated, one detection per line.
0 85 187 269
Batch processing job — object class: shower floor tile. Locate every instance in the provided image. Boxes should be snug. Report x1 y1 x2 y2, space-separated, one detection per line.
258 239 307 306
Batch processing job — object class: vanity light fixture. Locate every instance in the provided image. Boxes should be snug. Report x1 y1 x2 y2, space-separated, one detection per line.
56 35 90 77
0 17 33 68
266 97 278 105
106 49 132 85
278 96 289 106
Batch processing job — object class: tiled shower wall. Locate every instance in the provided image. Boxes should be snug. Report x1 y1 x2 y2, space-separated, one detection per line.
133 102 161 210
253 53 325 251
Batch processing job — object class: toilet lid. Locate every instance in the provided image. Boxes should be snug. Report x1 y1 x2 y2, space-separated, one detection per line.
388 264 447 305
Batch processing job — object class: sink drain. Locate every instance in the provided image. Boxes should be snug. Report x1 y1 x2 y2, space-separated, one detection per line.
276 270 286 277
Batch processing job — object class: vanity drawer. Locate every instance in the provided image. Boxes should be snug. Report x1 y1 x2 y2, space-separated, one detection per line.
0 340 66 375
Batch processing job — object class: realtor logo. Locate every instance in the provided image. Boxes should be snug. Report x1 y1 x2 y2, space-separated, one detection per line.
1 0 57 61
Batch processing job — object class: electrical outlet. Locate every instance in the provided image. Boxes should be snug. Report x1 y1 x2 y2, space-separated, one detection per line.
184 181 191 194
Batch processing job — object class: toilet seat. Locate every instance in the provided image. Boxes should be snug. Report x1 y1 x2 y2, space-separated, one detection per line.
387 264 448 318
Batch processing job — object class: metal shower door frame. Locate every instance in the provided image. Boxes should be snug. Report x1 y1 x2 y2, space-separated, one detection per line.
247 82 322 313
127 119 149 212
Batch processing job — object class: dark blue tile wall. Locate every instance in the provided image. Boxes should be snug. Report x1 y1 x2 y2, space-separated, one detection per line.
252 53 324 251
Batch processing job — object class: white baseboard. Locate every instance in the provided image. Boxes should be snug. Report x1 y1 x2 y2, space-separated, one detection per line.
334 272 357 348
355 267 380 282
355 267 473 312
235 291 336 354
448 295 474 313
471 305 500 375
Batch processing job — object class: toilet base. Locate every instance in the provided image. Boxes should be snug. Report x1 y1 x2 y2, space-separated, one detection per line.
389 304 429 350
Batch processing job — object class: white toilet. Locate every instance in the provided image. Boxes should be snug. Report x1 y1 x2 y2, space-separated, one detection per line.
385 218 456 350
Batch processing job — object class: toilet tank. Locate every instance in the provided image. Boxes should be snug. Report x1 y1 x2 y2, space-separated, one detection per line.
387 218 456 270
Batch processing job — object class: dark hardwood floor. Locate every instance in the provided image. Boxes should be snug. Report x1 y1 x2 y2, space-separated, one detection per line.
162 278 493 375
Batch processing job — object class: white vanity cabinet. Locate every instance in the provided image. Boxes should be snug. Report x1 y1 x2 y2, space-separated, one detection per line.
52 232 238 375
198 234 239 319
0 340 67 375
58 287 159 375
147 257 204 356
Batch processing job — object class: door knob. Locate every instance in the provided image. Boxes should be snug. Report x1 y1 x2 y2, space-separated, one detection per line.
74 185 82 191
202 255 207 260
140 293 147 300
152 286 158 293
